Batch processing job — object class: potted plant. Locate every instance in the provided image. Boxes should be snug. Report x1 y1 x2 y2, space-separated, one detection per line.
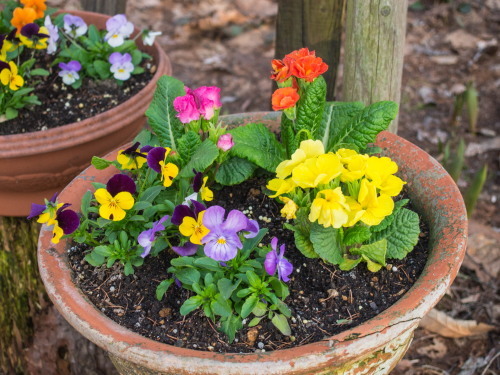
36 49 467 374
0 1 171 216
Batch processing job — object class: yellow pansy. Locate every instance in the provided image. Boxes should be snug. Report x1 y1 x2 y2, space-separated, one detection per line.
117 151 146 170
37 202 63 226
159 161 179 187
357 179 394 226
275 139 324 179
51 223 64 244
19 26 49 49
267 178 296 198
292 153 342 188
308 188 350 228
279 196 298 220
179 211 209 245
200 176 213 201
0 61 24 91
94 188 134 221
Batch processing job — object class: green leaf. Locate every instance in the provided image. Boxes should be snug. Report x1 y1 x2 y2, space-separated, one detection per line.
170 256 194 267
5 107 18 120
271 314 291 336
12 87 35 97
241 228 268 254
296 76 327 136
91 156 113 170
93 245 112 257
88 24 100 42
211 294 232 317
369 208 420 259
339 257 362 271
215 157 257 185
343 226 371 246
248 317 262 327
84 251 105 267
177 130 202 165
180 296 203 315
220 315 242 343
179 139 219 178
351 239 387 266
329 101 398 151
145 75 185 149
229 123 286 172
246 271 260 287
93 60 111 79
130 49 143 66
317 101 365 151
217 278 240 300
252 301 267 317
280 114 296 157
123 262 134 275
241 295 259 319
310 223 343 265
139 185 164 203
193 257 221 272
284 223 318 258
30 68 50 76
175 268 201 285
133 201 152 211
81 190 92 217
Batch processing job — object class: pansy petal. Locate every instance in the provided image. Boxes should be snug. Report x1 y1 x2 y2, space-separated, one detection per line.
171 204 195 225
203 238 238 261
192 171 202 192
243 219 259 238
94 188 112 205
222 210 248 232
27 203 46 219
264 249 278 276
57 209 79 234
202 205 225 230
140 145 153 153
278 258 294 282
106 174 136 196
99 203 126 221
191 200 206 217
270 237 279 252
172 242 198 256
114 191 134 210
147 147 166 173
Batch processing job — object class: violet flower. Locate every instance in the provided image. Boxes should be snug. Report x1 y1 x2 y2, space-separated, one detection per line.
105 14 134 47
201 206 248 261
243 219 259 239
58 60 81 85
171 200 206 257
63 14 88 37
27 192 58 220
146 146 179 187
264 237 293 282
44 16 59 54
52 204 80 244
109 52 134 81
217 134 234 152
138 215 169 258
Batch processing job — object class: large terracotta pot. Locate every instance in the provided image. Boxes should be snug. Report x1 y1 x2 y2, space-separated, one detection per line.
0 10 172 217
38 112 468 374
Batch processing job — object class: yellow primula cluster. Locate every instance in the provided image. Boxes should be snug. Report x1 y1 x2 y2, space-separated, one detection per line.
267 140 406 229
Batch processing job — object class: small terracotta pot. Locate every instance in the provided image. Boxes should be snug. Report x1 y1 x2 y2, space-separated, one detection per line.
38 113 468 374
0 10 172 217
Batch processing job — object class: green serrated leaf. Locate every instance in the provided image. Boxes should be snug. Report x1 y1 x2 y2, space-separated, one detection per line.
215 157 257 185
145 75 185 149
271 314 291 336
91 156 113 170
330 101 398 151
179 139 219 177
280 114 296 157
177 131 202 165
284 223 318 258
310 223 343 264
343 226 371 246
369 208 420 259
351 239 387 266
296 76 327 136
229 123 286 172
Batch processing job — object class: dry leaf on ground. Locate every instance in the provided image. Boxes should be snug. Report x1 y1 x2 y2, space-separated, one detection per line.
419 309 496 338
416 337 448 359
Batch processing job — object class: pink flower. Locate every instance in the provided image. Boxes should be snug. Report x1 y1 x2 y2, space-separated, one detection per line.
192 86 221 120
217 134 234 151
173 94 199 123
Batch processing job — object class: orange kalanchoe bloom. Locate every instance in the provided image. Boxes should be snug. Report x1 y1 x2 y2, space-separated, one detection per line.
272 87 300 111
11 7 37 33
20 0 47 19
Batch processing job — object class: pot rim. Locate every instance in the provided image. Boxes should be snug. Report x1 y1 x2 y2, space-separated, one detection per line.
38 113 468 373
0 9 172 158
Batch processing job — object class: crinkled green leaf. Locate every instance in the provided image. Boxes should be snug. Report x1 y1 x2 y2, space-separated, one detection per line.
284 223 318 259
343 225 372 246
310 223 343 265
215 157 257 185
296 76 327 137
177 130 202 166
280 114 296 157
145 75 185 149
179 139 219 178
229 123 285 172
351 239 387 266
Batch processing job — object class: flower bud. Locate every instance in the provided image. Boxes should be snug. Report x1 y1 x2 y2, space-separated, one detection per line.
217 134 234 152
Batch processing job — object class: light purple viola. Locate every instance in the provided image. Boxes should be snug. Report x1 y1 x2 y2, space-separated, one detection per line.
58 60 81 85
264 237 293 282
63 14 87 37
243 219 259 239
105 14 134 47
201 206 248 262
138 215 169 258
109 52 134 81
44 16 59 54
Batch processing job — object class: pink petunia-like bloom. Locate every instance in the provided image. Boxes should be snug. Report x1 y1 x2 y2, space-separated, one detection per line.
173 86 222 123
173 94 199 124
217 133 234 152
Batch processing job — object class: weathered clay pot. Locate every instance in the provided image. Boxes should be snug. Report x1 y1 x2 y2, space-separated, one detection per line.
38 112 468 374
0 10 172 216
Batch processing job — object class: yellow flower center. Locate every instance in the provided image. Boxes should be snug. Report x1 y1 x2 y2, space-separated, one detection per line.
217 237 227 245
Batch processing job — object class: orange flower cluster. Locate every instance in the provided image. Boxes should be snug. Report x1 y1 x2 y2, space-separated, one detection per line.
11 0 46 33
270 48 328 83
272 87 299 111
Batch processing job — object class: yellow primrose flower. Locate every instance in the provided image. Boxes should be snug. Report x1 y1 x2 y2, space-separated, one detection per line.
0 61 24 91
179 210 209 245
340 154 369 182
267 178 296 198
279 196 298 220
200 176 213 201
357 179 394 226
365 156 398 185
94 189 135 221
309 188 350 228
292 153 342 188
336 148 359 163
378 174 406 196
275 139 324 179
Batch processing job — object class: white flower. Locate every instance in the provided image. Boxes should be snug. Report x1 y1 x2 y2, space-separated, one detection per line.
44 16 59 55
63 14 88 38
142 30 162 46
109 52 134 81
105 14 134 47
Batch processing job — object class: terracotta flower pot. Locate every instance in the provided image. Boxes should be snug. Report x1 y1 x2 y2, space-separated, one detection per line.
38 112 468 374
0 10 172 217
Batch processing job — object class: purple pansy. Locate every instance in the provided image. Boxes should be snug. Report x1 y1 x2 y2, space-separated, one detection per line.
108 52 134 81
56 204 80 235
172 241 198 257
58 60 81 85
146 146 167 173
63 14 87 37
201 206 248 261
20 23 49 39
105 14 134 47
243 219 259 239
106 174 136 196
121 141 147 159
192 171 203 193
264 237 293 282
138 215 169 258
27 192 58 219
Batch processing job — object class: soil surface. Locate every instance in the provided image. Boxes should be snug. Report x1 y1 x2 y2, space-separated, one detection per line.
0 56 154 136
69 178 429 353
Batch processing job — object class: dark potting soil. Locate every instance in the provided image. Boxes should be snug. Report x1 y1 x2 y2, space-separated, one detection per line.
0 54 154 136
68 177 429 354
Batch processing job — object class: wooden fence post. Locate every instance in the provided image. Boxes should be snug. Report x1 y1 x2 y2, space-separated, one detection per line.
275 0 345 100
80 0 128 15
343 0 408 133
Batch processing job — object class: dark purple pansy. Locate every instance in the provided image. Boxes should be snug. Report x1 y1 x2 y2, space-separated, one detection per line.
106 174 136 196
146 147 166 173
192 171 203 193
56 204 79 235
140 145 154 153
27 192 59 219
121 141 147 159
20 23 49 39
0 60 9 72
171 200 206 226
172 241 198 256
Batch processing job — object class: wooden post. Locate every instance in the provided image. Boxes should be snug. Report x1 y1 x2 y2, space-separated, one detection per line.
275 0 345 100
343 0 408 133
80 0 128 15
